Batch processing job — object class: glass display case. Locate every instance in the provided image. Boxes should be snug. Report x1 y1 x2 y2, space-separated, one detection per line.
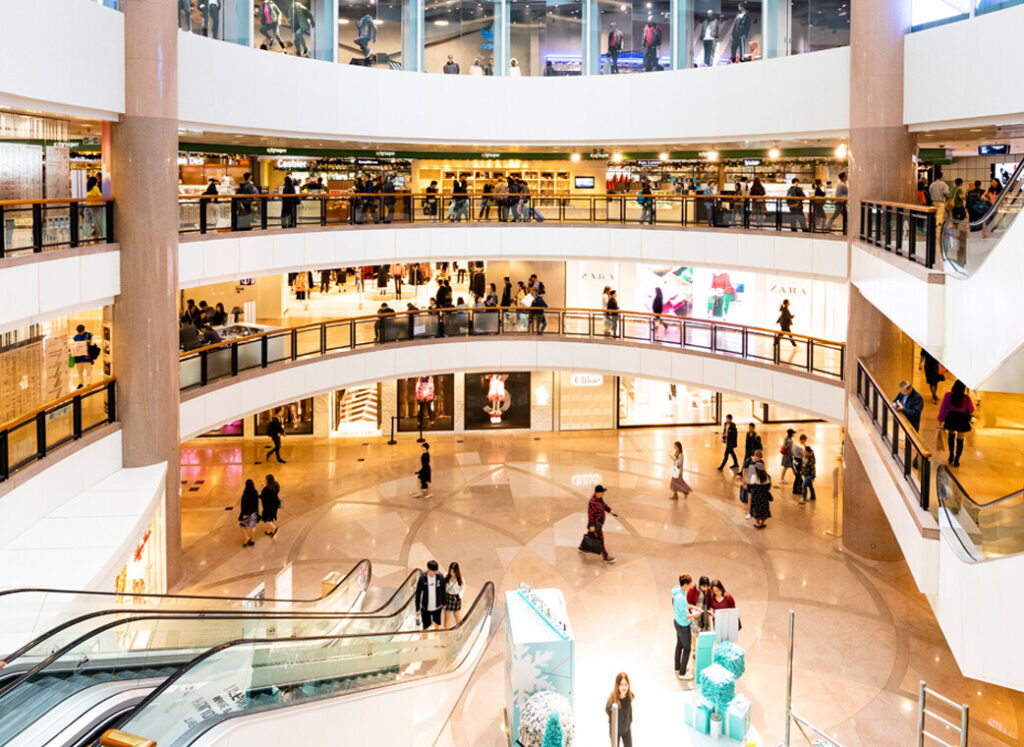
340 0 403 68
425 0 496 74
509 0 583 76
255 398 315 435
253 0 325 58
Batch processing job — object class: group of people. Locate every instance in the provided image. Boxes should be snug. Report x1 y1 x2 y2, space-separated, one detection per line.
237 474 282 546
179 298 229 351
921 169 1005 226
414 559 466 630
348 174 399 224
422 175 540 223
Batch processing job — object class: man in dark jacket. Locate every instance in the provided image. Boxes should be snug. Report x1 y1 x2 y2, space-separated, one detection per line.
415 559 446 630
893 381 924 431
236 172 259 229
743 422 763 464
583 486 616 563
380 174 396 223
717 414 739 471
265 414 286 463
786 178 808 232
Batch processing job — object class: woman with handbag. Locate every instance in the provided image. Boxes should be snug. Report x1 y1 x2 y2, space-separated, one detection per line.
443 561 465 628
669 441 692 500
938 379 975 468
238 479 260 547
779 428 796 484
259 474 281 537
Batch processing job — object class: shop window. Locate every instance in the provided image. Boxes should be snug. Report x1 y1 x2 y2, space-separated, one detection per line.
617 379 718 427
202 419 245 437
975 0 1024 16
425 0 496 74
509 0 583 77
751 401 821 424
691 1 761 68
340 0 404 69
789 0 849 54
910 0 970 29
558 372 615 430
464 372 532 429
600 0 670 73
254 399 314 435
253 0 324 58
398 375 455 432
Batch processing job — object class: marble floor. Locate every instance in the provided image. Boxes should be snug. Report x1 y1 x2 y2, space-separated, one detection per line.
177 424 1024 746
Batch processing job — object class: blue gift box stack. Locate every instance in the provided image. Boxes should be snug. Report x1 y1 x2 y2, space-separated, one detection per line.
681 633 751 741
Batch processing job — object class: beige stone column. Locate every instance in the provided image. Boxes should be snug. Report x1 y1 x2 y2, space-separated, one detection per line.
842 0 917 560
111 0 182 586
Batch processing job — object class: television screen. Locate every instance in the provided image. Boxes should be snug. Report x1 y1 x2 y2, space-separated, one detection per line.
574 176 595 189
992 162 1017 184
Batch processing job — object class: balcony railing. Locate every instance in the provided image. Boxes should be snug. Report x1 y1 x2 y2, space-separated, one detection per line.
859 201 938 269
0 198 115 259
855 360 933 510
179 307 845 391
179 193 849 237
936 465 1024 561
0 379 116 483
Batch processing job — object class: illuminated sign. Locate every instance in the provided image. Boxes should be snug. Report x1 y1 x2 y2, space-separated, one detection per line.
376 150 396 157
743 159 763 166
482 152 502 159
275 159 309 169
265 147 287 154
589 151 610 159
570 374 604 387
978 144 1009 156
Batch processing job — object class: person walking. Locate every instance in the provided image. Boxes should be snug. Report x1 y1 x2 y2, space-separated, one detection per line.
717 414 739 471
638 179 654 225
70 324 97 390
938 380 974 467
416 441 432 497
947 178 967 221
824 171 848 233
800 445 817 504
669 441 692 500
779 428 796 484
811 178 827 231
893 380 924 432
415 560 446 630
531 290 548 334
791 434 806 496
238 479 260 547
443 561 465 628
742 422 763 465
605 673 635 747
748 460 772 529
919 348 944 404
929 171 950 224
651 286 669 337
776 299 796 348
264 413 286 463
259 474 281 537
584 485 617 563
672 575 701 680
604 289 620 337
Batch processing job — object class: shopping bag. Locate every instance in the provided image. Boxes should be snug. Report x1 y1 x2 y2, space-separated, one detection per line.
738 486 748 504
579 532 602 554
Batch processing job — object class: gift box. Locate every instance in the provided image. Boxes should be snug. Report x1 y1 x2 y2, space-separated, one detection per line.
713 640 746 679
725 694 751 741
695 631 717 682
682 691 713 735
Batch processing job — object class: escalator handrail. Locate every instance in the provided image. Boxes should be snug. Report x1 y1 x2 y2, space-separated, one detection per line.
0 558 372 606
940 155 1024 270
935 463 1024 510
0 567 418 681
934 465 1024 563
0 570 422 702
118 582 496 742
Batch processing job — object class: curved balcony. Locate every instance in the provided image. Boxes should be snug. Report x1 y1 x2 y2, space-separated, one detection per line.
178 307 845 438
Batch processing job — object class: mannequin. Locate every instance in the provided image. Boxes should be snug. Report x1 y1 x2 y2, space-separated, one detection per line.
443 55 460 74
291 2 315 58
509 58 522 76
202 0 221 39
607 22 624 74
258 0 285 49
415 376 435 429
642 16 662 72
730 3 751 63
355 14 377 60
699 9 719 67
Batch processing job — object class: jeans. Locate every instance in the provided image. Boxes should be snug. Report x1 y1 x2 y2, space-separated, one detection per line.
641 203 653 224
825 204 846 233
294 30 310 57
703 38 715 66
609 47 620 74
731 33 746 61
203 3 220 37
789 210 808 232
643 44 658 71
266 435 284 462
718 445 738 469
178 0 191 31
674 621 692 674
802 474 816 501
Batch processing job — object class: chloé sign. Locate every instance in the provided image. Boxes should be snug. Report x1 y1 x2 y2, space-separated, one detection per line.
570 374 604 387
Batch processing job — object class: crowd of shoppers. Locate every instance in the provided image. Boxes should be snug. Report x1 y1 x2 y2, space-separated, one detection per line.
178 298 229 351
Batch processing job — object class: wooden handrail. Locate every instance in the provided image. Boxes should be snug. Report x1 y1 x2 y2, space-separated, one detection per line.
857 360 932 458
0 378 112 433
180 308 846 358
0 197 113 207
861 199 936 213
184 192 848 202
101 729 156 747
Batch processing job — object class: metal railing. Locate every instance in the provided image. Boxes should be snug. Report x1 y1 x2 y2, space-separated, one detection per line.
935 464 1024 561
178 192 849 236
940 156 1024 277
917 681 968 747
855 361 933 510
859 200 938 268
179 307 846 391
0 379 116 483
0 198 115 258
783 609 846 747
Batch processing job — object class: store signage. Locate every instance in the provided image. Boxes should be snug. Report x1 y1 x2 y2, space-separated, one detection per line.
177 155 204 165
570 374 604 387
52 141 79 149
744 159 763 166
589 151 610 159
275 159 308 169
978 144 1010 156
375 150 396 157
636 160 663 168
238 278 255 286
356 158 380 166
769 282 808 297
266 147 287 154
481 152 502 159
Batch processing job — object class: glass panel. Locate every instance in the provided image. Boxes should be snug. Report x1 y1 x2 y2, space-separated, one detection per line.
509 0 583 76
206 347 234 381
6 419 38 470
253 1 324 58
295 327 322 357
44 402 74 448
598 0 631 73
975 0 1024 15
692 2 762 68
180 0 234 41
340 0 404 69
325 321 353 350
790 0 850 55
80 386 110 431
40 205 71 250
235 338 264 372
910 0 970 29
3 204 35 254
424 0 496 75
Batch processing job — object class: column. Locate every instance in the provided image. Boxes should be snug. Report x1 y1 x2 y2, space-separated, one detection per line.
669 0 692 70
581 0 599 75
761 0 783 59
313 0 338 61
494 0 510 76
224 0 254 46
842 0 917 561
402 0 424 72
111 1 183 585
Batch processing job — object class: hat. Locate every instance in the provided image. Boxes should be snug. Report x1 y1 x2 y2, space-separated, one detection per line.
786 428 796 435
594 485 606 493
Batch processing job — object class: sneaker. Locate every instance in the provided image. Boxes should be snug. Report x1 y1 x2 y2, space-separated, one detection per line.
244 540 255 547
799 498 806 504
603 556 616 564
744 514 751 520
682 672 694 680
424 493 433 499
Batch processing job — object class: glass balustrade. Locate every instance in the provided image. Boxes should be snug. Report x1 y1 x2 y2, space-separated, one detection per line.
935 466 1024 560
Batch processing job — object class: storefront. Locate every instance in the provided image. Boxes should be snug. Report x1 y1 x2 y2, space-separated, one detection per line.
397 375 455 432
178 151 254 196
113 501 167 596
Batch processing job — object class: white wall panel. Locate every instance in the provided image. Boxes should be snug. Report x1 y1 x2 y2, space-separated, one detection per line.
0 0 124 118
179 34 849 144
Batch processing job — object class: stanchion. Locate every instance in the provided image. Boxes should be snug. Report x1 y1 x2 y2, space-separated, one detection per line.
827 465 842 538
387 416 397 446
416 419 425 444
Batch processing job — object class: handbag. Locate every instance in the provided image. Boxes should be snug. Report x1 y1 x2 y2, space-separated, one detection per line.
671 466 681 479
579 532 603 555
739 486 748 504
779 445 788 455
87 343 101 361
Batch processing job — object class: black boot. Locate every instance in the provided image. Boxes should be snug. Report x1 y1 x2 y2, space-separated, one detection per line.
947 432 956 464
954 438 964 467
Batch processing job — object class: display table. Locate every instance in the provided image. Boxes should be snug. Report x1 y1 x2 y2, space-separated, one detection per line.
504 587 574 741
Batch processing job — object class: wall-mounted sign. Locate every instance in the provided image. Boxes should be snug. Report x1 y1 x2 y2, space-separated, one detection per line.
177 155 205 165
570 374 604 387
482 152 502 159
266 147 287 154
238 278 255 286
743 159 763 166
356 158 380 166
978 144 1010 156
375 150 396 157
275 159 309 169
636 160 663 168
589 151 610 159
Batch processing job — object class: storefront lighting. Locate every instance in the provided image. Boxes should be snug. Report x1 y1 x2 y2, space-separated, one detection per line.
611 153 623 163
835 143 848 159
706 151 719 162
434 19 449 25
535 385 550 406
768 148 780 159
659 152 669 161
570 153 581 162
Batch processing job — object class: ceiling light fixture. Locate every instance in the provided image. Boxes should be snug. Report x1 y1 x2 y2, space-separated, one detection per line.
768 147 780 159
570 153 581 162
835 143 847 159
706 151 719 162
659 152 669 161
611 152 623 163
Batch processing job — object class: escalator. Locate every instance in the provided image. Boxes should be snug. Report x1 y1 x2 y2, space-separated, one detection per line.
0 563 424 746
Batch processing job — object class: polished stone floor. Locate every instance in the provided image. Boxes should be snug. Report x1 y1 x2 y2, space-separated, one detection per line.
177 424 1024 746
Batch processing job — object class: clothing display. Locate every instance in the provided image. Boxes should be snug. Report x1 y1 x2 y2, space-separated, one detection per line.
178 0 192 32
731 7 751 62
355 14 376 59
201 0 220 38
607 26 624 74
642 21 663 72
700 12 720 67
291 2 315 57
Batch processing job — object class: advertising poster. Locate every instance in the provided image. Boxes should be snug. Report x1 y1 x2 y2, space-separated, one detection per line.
398 374 455 432
465 372 531 430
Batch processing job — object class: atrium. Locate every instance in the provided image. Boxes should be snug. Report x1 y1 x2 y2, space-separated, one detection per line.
0 0 1022 745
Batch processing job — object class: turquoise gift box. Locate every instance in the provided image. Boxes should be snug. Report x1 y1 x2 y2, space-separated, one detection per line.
725 693 751 740
682 691 713 735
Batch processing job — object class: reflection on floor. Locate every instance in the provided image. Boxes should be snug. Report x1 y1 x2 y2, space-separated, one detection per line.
178 424 1023 746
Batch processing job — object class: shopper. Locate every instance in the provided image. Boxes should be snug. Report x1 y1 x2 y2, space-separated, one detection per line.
605 673 634 747
280 176 297 228
893 380 924 432
265 413 286 463
920 348 944 403
929 171 950 224
604 289 619 337
748 176 766 227
800 445 817 503
824 172 848 232
584 485 617 563
966 180 988 224
708 579 737 614
416 441 432 497
380 174 397 223
415 560 446 630
494 177 509 222
811 178 827 230
479 179 493 220
260 474 281 537
717 414 739 471
211 302 227 326
638 179 654 224
669 441 692 500
82 176 105 239
70 324 96 389
198 322 221 346
938 380 975 467
531 290 548 334
238 479 260 547
179 319 202 352
786 178 808 232
673 575 700 680
791 434 806 496
485 282 499 308
776 299 796 348
424 180 439 220
778 428 796 484
443 561 465 628
742 422 762 465
451 174 470 222
948 178 967 221
687 576 712 636
749 460 772 529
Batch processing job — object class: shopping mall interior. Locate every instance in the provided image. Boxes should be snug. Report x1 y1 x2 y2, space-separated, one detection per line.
0 0 1023 745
